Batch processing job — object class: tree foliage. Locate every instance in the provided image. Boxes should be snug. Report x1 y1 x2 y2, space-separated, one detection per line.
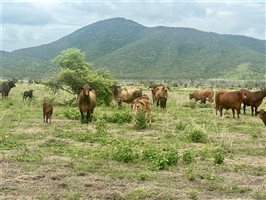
46 48 114 105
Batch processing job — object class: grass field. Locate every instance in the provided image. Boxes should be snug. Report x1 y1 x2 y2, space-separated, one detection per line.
1 83 265 200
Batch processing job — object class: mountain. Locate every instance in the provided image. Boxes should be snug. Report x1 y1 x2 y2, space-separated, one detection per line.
1 18 265 80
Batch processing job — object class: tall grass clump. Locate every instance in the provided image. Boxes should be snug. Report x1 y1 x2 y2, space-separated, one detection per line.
214 147 224 165
182 150 195 164
175 121 187 131
188 127 208 143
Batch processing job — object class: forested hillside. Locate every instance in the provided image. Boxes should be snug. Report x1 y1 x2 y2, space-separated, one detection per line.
1 18 265 80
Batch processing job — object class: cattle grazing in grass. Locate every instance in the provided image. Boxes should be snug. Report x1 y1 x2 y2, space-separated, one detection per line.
43 101 53 123
189 89 214 104
150 85 169 109
215 90 247 118
240 88 266 116
131 97 152 126
112 85 142 107
0 81 16 98
77 84 96 123
23 90 34 101
258 109 266 126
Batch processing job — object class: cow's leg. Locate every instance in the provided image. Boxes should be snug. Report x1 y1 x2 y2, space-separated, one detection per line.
156 100 159 107
86 111 90 123
254 107 259 116
232 109 235 118
237 109 240 118
43 113 45 123
219 107 223 117
243 104 246 115
251 106 254 116
49 115 52 124
80 109 84 123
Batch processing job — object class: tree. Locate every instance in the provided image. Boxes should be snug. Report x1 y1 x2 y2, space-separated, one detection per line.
46 48 114 105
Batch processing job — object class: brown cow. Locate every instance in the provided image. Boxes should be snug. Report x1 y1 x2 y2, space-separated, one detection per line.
43 101 53 123
132 97 152 126
189 89 214 104
215 90 247 118
149 85 169 109
258 109 266 126
112 85 142 107
240 88 266 116
77 84 97 123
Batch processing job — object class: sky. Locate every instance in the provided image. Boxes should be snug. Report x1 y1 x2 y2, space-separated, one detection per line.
1 0 265 51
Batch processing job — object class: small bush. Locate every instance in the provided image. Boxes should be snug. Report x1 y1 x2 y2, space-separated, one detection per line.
142 146 178 170
134 111 147 130
64 107 80 120
189 127 208 143
183 150 195 164
112 141 135 163
99 112 132 124
214 147 224 165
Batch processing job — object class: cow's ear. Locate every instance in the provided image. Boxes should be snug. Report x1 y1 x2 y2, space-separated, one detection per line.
139 100 145 106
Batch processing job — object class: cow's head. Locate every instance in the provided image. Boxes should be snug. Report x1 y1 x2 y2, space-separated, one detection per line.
189 93 193 100
238 90 247 100
112 85 121 96
82 84 92 96
8 81 16 88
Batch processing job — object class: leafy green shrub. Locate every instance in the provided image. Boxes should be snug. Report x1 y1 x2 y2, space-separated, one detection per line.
214 147 224 165
99 112 132 123
112 141 135 163
183 150 195 164
189 127 208 143
142 146 178 170
63 107 80 120
176 121 187 131
134 111 147 130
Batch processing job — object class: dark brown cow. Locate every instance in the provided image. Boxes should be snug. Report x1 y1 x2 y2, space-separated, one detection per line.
0 81 16 98
23 90 34 101
258 109 266 126
112 85 142 107
215 90 247 118
43 101 53 123
77 84 96 123
240 88 266 116
189 89 214 104
132 97 152 126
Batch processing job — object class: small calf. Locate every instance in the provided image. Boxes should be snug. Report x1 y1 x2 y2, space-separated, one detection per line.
43 101 53 123
132 98 152 126
23 90 34 100
258 109 266 126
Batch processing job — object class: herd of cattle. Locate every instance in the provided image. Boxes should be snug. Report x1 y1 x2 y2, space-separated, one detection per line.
0 80 266 126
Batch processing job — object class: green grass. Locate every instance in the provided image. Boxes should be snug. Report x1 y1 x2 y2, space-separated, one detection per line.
0 83 265 199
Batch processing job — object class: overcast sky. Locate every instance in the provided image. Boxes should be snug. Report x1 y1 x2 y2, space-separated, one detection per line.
1 0 265 51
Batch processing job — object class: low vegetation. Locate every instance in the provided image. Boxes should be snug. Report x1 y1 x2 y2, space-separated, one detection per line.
0 82 265 199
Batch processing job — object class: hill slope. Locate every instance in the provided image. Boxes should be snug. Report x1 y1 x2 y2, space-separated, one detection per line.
1 18 265 80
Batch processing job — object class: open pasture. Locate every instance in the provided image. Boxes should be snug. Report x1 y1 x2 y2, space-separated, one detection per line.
1 83 265 200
